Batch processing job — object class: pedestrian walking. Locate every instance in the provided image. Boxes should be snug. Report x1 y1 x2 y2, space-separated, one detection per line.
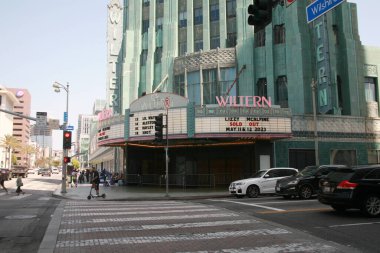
0 173 8 194
16 176 25 195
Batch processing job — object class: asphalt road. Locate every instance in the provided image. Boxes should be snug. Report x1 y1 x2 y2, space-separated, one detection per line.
197 195 380 253
0 173 61 253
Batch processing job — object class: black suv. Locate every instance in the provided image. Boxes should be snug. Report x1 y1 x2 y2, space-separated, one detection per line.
276 165 346 199
318 165 380 217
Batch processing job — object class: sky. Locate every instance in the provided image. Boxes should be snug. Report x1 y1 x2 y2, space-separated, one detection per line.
0 0 379 130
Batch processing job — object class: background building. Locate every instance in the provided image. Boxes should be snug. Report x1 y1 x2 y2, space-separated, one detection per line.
8 88 31 166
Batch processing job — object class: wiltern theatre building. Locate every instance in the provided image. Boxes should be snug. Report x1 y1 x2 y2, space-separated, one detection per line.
90 0 380 188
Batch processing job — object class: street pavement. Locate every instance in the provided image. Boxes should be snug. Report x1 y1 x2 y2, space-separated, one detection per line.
35 183 360 253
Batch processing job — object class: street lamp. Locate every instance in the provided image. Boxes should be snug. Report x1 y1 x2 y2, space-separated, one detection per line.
52 81 70 193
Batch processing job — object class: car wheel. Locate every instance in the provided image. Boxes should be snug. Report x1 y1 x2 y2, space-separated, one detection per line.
331 205 347 213
246 185 259 198
361 195 380 217
298 185 313 199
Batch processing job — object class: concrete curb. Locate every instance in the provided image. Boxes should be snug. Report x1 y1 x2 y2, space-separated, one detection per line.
37 200 65 253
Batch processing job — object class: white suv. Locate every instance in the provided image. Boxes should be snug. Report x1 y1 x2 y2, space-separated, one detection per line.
229 168 298 198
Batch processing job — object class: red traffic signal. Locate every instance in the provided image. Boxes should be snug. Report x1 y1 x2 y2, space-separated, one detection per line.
63 156 71 164
63 130 72 149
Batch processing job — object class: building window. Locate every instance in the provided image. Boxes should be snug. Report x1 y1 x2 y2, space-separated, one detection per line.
143 0 150 6
226 0 236 18
142 20 149 34
174 74 185 96
179 41 187 56
0 95 2 106
254 29 265 47
154 47 162 63
210 36 220 49
140 49 148 66
203 69 218 104
365 77 377 102
156 0 164 4
368 150 380 164
331 149 357 166
277 76 288 108
194 7 203 25
179 11 187 28
256 78 267 97
156 17 163 31
210 3 219 22
274 24 285 44
195 40 203 51
226 33 237 47
333 24 339 45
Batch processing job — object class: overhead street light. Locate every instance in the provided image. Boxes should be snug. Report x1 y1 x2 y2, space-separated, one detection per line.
52 81 70 194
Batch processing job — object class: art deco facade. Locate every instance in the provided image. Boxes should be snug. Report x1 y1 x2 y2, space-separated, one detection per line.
91 0 380 186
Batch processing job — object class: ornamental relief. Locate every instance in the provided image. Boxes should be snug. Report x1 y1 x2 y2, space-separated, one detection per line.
364 64 378 77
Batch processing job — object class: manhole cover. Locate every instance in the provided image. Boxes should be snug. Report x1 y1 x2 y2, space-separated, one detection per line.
5 215 37 220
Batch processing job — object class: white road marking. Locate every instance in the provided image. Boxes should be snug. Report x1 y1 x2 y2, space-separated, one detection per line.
61 213 239 225
329 221 380 228
8 193 32 200
177 243 336 253
211 199 285 211
0 192 7 196
62 208 219 217
56 228 290 248
63 205 210 212
38 197 51 201
59 219 259 234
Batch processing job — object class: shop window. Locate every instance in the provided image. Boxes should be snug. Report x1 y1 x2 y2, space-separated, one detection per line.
331 149 357 166
274 24 285 44
194 7 203 25
365 77 377 102
276 76 288 108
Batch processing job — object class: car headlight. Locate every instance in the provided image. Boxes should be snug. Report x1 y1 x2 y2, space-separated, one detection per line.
288 179 299 185
235 182 246 186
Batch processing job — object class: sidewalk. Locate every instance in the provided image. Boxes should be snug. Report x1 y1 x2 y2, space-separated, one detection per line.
52 182 231 201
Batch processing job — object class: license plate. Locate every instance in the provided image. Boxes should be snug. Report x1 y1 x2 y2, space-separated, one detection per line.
275 186 280 191
322 186 333 193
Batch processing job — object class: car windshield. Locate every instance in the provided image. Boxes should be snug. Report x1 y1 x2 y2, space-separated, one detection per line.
298 166 318 177
251 170 267 178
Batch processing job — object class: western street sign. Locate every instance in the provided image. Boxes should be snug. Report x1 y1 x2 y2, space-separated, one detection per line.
306 0 345 23
66 125 74 131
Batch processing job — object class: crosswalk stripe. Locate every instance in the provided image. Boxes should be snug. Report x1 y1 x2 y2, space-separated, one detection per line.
63 205 209 212
62 208 220 217
61 212 239 225
56 228 291 248
8 193 32 200
59 219 259 234
0 192 7 196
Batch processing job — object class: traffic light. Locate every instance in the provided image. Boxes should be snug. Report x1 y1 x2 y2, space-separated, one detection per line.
247 0 273 30
63 130 72 149
154 113 164 142
63 156 71 164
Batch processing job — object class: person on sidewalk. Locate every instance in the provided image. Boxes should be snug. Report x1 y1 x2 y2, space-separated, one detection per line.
92 167 100 196
0 174 8 194
16 176 25 195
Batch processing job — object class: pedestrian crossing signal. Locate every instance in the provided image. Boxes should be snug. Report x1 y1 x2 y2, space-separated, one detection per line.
63 156 71 164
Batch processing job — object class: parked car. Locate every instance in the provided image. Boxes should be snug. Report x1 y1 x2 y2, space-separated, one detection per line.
11 165 28 178
229 168 298 198
276 165 347 199
39 168 52 177
318 165 380 217
51 167 59 174
27 168 35 174
0 168 12 180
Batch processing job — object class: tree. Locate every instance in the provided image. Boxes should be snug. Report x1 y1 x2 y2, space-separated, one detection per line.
20 144 38 167
71 157 80 169
0 135 21 169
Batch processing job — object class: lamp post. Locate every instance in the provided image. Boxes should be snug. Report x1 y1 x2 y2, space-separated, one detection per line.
53 81 69 193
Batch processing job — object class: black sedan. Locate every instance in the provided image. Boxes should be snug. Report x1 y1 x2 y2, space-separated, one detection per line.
318 165 380 217
276 165 346 199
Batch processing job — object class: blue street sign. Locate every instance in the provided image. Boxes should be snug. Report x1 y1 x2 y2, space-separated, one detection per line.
66 125 74 131
63 111 68 123
306 0 345 23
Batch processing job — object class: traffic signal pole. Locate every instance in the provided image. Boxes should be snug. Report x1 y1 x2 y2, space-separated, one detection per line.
165 107 169 197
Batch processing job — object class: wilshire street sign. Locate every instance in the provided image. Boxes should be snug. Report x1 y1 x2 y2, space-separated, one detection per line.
306 0 345 23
